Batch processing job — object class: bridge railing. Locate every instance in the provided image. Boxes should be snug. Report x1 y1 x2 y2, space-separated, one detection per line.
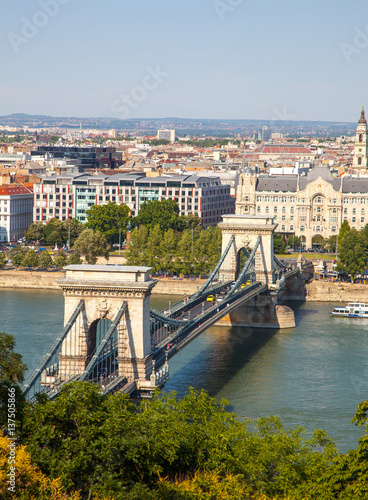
153 281 265 366
160 280 232 319
23 300 85 401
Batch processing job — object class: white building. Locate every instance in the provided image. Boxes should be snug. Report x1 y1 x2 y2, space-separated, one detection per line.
157 129 175 142
0 185 33 243
33 173 235 227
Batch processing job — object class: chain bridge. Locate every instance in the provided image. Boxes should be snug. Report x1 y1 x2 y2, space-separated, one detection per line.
23 215 313 401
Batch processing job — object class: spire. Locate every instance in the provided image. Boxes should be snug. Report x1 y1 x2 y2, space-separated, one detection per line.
359 106 367 125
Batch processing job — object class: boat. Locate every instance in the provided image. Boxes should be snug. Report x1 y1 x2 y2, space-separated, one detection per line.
330 303 368 318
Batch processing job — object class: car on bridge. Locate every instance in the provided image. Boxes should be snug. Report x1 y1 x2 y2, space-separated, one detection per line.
206 295 214 301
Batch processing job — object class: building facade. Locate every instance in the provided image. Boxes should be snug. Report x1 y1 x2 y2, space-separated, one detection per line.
0 186 33 243
236 166 368 248
33 173 235 227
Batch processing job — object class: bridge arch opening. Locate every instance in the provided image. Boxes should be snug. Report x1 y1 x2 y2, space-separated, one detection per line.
87 318 113 359
235 247 251 280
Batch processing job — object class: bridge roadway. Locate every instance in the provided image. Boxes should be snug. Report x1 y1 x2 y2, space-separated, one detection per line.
152 281 267 369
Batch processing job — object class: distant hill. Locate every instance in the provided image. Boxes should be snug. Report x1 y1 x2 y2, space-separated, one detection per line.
0 113 357 137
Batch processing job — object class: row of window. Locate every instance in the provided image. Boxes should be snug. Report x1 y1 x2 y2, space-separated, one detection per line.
252 196 368 204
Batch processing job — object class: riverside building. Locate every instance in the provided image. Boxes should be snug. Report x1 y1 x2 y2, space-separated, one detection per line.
33 173 235 227
236 108 368 249
0 185 33 243
236 165 368 249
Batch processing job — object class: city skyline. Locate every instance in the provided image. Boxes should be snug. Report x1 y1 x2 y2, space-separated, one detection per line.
1 0 368 122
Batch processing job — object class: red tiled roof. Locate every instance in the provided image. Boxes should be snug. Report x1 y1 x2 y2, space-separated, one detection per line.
0 185 33 195
254 145 313 154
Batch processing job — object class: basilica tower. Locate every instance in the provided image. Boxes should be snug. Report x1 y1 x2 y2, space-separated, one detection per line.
353 107 368 169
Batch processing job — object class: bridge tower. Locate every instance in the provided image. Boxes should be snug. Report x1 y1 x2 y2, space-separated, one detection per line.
57 265 157 388
218 215 277 284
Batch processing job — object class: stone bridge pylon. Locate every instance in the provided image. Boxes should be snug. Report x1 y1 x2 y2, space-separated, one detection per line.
218 215 278 284
56 265 158 390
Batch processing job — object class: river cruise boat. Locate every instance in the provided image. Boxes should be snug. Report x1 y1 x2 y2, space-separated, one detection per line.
330 303 368 318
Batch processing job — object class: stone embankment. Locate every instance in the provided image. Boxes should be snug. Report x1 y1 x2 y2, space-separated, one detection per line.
1 268 366 302
306 280 368 302
0 269 203 295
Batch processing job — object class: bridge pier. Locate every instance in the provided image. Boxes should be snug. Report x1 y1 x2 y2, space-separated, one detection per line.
57 265 159 391
218 215 277 285
216 290 295 329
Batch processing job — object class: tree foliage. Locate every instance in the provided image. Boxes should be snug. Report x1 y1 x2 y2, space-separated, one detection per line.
0 434 80 499
21 383 342 500
336 228 368 279
85 201 130 245
0 333 27 430
273 234 286 254
21 249 39 268
25 219 83 246
73 229 110 264
126 225 221 274
133 199 202 233
39 251 53 269
0 253 6 268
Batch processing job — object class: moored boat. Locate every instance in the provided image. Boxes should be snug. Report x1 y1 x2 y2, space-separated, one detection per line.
330 303 368 318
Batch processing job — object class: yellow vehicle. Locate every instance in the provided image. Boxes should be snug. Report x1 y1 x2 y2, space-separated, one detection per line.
240 280 251 289
206 295 214 301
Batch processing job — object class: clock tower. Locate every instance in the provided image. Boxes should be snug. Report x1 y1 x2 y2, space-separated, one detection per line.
353 107 368 169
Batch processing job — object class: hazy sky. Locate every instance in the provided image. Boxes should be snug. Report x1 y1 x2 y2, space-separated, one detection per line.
1 0 368 122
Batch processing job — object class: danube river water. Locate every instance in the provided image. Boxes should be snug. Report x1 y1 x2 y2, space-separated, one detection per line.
1 289 367 453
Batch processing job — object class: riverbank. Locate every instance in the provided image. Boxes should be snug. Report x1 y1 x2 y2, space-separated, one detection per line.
305 280 368 302
1 268 368 302
0 269 203 295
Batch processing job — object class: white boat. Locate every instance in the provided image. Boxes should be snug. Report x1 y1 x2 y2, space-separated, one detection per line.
330 303 368 318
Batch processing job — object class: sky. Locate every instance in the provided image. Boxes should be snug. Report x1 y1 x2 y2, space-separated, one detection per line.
1 0 368 122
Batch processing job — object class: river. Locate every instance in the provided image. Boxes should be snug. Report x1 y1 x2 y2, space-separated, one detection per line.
1 289 367 453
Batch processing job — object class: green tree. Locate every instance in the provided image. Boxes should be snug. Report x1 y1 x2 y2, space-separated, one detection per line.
180 213 203 230
0 332 27 429
54 250 68 269
145 225 163 271
134 199 181 232
67 252 82 265
287 234 301 249
274 233 287 254
126 226 149 266
22 384 337 500
192 226 222 274
160 228 178 273
22 249 39 268
336 228 367 280
24 221 46 244
62 218 83 247
38 250 53 269
338 220 351 245
324 234 337 253
177 230 193 274
0 252 7 267
44 218 66 246
73 229 110 264
85 201 130 245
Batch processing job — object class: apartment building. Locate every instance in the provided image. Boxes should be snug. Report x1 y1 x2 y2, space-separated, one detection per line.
0 185 33 243
33 173 235 227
